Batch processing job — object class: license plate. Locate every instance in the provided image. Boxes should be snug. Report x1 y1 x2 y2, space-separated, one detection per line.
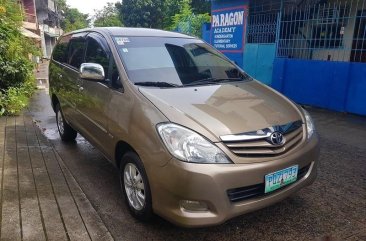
265 165 298 193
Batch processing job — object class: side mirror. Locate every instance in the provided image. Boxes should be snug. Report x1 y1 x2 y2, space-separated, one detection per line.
80 63 105 81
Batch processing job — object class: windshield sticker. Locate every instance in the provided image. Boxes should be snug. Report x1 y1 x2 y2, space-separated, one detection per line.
115 37 130 45
122 48 128 53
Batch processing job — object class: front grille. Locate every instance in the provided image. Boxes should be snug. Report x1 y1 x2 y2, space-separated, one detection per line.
222 121 304 158
227 164 311 203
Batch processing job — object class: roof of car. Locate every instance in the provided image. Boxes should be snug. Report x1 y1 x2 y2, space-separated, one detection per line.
68 27 195 39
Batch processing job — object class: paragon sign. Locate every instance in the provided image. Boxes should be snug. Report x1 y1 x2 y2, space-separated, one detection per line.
210 6 247 53
212 11 244 27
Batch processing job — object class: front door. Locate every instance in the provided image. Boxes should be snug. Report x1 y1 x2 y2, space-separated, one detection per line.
77 33 112 154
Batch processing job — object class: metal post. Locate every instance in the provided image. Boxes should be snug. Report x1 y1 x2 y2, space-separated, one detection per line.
275 0 284 58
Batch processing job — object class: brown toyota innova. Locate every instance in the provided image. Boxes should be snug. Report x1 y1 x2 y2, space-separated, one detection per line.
49 27 319 227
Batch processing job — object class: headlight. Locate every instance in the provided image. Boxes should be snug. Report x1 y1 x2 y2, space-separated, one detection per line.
302 108 314 139
157 123 231 164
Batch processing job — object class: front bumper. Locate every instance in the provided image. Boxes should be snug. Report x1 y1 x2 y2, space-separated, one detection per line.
149 135 319 227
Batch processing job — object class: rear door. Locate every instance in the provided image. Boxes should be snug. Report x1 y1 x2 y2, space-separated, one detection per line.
63 33 88 129
50 35 72 116
76 32 112 153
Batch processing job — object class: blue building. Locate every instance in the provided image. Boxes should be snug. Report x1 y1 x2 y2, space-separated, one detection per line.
203 0 366 116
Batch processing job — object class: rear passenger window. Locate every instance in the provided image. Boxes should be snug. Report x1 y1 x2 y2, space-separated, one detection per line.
85 37 110 77
68 38 86 69
53 35 71 63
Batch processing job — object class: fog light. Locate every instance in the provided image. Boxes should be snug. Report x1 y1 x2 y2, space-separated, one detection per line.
180 200 208 212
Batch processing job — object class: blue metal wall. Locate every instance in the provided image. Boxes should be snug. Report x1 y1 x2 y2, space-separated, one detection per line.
272 58 366 115
243 43 276 85
202 23 211 43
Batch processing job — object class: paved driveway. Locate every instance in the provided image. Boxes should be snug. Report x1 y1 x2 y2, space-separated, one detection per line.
29 90 366 241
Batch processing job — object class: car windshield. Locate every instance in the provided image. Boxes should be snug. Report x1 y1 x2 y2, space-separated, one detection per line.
113 36 252 87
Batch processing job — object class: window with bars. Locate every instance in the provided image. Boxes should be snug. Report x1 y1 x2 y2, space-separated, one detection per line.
277 0 366 63
246 0 366 63
247 13 278 43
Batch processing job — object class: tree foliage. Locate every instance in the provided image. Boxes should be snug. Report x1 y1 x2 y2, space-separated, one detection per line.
170 0 210 38
55 0 67 13
0 0 37 115
63 8 89 32
116 0 165 29
56 0 89 32
93 2 123 27
0 0 37 89
191 0 211 14
115 0 211 36
162 0 182 28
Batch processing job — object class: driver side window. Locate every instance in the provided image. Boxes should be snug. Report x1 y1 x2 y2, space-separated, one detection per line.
85 35 110 78
84 34 122 90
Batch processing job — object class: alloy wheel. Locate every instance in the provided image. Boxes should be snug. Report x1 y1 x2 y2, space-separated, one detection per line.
57 109 64 135
124 163 146 211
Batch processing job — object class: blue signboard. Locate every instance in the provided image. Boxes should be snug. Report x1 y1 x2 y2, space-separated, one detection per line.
211 6 247 52
210 1 248 67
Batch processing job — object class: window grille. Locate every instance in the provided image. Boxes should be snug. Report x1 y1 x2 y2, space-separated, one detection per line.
247 13 278 43
276 0 366 63
246 0 366 62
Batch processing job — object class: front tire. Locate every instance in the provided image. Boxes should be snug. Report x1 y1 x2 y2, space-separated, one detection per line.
55 103 77 142
120 152 153 221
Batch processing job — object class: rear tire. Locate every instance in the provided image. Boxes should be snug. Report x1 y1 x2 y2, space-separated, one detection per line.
120 152 153 221
55 103 77 142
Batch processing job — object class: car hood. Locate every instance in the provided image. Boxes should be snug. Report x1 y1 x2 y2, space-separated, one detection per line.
139 81 302 142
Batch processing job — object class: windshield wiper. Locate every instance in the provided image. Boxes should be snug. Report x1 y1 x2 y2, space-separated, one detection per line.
134 81 181 87
183 77 245 87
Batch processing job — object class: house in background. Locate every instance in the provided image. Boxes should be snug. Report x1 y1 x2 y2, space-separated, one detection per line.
35 0 63 58
19 0 41 41
18 0 62 58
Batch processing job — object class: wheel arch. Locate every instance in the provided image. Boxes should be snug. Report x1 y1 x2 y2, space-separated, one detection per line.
51 94 59 113
115 141 138 168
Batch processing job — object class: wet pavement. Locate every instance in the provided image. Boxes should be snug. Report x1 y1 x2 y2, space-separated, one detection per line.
29 62 366 241
0 113 113 241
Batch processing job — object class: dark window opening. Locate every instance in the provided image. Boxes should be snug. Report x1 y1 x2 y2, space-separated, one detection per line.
68 38 86 69
311 24 343 48
85 37 110 78
351 10 366 63
52 35 71 63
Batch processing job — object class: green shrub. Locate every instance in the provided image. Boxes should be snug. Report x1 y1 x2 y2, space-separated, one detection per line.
4 87 29 115
0 77 36 116
170 0 210 38
0 92 6 116
0 0 39 115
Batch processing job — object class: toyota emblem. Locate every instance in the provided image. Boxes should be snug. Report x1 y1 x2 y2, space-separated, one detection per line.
269 131 285 146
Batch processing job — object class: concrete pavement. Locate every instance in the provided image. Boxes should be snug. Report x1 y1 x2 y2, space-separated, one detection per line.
35 59 49 90
0 114 114 241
